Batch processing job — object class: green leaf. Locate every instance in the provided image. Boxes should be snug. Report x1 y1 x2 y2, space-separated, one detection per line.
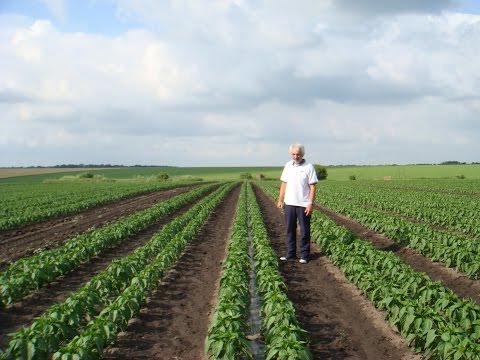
425 329 437 349
27 341 36 360
441 332 451 342
402 314 415 335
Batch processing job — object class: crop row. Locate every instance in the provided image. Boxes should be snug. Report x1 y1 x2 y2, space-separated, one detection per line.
1 183 235 359
318 190 480 279
310 216 480 358
205 182 311 359
319 181 479 238
204 183 252 359
0 181 199 230
246 183 311 359
360 178 480 195
0 183 218 306
257 181 480 359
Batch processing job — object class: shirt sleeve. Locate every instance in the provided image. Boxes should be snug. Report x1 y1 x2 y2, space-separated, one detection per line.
308 164 319 184
280 162 288 182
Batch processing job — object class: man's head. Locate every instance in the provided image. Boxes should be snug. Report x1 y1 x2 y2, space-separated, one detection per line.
289 143 305 164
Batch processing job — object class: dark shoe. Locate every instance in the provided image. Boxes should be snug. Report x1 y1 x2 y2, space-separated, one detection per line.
299 258 308 264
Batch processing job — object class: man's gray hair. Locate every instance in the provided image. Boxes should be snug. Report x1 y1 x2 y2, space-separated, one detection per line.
289 143 305 156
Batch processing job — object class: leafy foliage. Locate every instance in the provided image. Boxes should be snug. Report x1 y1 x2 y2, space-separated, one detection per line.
2 183 235 359
313 164 327 180
257 180 480 359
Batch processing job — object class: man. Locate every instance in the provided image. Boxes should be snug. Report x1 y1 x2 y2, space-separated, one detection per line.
277 143 318 264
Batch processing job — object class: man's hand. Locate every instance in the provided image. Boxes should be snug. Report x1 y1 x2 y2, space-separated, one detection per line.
304 203 313 216
277 200 284 209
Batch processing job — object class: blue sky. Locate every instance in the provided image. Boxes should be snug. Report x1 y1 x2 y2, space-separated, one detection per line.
0 0 141 34
1 0 479 166
459 0 480 14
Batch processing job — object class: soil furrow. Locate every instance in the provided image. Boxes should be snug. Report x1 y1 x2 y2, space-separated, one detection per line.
0 197 200 348
0 186 195 270
103 185 240 360
317 204 480 305
253 186 420 360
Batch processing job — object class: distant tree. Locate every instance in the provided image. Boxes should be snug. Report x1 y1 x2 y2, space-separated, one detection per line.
313 164 328 180
440 161 465 165
157 172 170 181
349 174 356 180
78 172 94 178
240 172 253 180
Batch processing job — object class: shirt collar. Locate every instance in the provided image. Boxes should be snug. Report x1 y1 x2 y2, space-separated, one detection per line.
292 159 306 166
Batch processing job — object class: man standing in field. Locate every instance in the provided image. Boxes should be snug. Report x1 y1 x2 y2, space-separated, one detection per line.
277 143 318 264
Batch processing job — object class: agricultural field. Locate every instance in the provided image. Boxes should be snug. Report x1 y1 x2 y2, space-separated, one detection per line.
0 172 480 359
2 163 479 183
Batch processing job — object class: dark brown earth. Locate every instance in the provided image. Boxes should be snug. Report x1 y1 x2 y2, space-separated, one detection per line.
2 184 479 359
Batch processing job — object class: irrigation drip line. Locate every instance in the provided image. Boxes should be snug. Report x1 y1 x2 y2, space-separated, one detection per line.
247 195 265 360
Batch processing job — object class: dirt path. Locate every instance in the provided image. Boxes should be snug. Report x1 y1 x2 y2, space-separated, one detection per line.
318 205 480 305
253 186 420 360
0 192 204 348
103 185 240 360
0 186 195 270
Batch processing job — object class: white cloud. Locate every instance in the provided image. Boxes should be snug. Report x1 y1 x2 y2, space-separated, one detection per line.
0 1 479 166
365 13 480 99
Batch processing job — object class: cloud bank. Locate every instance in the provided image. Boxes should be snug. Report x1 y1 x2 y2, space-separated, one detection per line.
1 0 479 166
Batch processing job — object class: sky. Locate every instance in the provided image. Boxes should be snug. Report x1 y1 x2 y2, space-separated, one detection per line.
1 0 479 167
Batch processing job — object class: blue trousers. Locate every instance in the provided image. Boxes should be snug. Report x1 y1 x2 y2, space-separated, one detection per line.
284 204 311 259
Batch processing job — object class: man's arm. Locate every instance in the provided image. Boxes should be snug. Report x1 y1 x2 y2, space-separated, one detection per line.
305 183 316 216
277 181 286 208
308 184 316 204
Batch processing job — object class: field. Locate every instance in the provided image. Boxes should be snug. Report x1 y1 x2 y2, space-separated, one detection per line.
1 163 480 183
1 168 480 359
0 167 282 183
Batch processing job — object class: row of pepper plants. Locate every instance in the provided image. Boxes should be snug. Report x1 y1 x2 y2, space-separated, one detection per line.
257 181 480 359
204 182 252 359
360 178 480 195
246 183 312 359
319 181 479 238
205 182 311 359
0 183 218 307
1 182 236 359
317 186 480 279
0 180 200 230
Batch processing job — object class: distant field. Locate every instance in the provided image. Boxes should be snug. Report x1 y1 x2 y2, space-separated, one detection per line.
0 164 479 183
0 167 282 184
326 164 480 181
0 167 113 179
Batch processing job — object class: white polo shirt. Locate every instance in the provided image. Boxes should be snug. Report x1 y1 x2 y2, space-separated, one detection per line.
280 159 318 207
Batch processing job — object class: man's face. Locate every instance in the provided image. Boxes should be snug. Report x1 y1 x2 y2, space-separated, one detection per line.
290 148 303 164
